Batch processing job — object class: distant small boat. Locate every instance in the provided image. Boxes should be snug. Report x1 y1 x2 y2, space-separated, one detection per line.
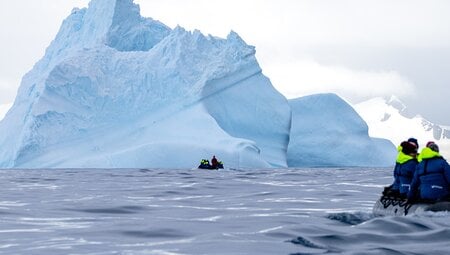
198 165 221 170
197 159 224 170
372 195 450 216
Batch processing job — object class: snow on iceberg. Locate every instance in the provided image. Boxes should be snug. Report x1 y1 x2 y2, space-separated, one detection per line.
287 93 396 167
0 0 291 168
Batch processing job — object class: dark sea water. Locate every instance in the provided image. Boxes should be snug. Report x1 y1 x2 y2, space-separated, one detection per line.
0 168 449 255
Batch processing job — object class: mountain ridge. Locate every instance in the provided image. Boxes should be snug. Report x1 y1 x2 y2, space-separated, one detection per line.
354 96 450 157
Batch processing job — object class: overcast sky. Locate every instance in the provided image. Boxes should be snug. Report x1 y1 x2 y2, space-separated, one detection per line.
1 0 449 124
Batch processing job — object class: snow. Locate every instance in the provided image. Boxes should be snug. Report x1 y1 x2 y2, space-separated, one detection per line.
354 96 450 158
0 0 290 168
287 93 396 167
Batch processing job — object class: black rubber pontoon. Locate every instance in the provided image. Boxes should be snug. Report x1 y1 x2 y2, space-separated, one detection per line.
372 195 450 216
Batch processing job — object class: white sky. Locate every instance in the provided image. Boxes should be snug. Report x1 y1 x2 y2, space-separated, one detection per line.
1 0 449 124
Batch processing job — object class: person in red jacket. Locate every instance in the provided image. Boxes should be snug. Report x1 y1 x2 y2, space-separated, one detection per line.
211 155 218 168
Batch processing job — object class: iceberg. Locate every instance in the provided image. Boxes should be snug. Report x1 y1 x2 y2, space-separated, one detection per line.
0 0 291 168
0 103 12 121
287 93 396 167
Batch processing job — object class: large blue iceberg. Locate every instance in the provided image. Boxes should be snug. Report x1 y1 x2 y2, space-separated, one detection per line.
0 0 395 168
0 0 291 168
287 93 396 167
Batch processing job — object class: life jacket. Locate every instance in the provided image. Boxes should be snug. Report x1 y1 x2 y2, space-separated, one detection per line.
411 147 450 201
200 159 210 166
392 151 417 194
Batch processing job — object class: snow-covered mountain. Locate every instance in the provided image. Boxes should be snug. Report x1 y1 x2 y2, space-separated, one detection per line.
0 0 291 168
288 93 396 167
354 96 450 158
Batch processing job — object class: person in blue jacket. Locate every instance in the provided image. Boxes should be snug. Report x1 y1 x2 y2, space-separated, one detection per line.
387 140 418 198
408 141 450 202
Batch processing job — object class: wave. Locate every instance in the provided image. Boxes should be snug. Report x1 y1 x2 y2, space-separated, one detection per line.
326 211 375 225
290 212 450 255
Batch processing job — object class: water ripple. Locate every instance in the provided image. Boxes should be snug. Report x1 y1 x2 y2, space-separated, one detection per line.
326 212 374 225
68 205 148 214
0 168 449 255
122 229 190 238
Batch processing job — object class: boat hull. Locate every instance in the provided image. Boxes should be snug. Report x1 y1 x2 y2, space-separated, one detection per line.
373 196 450 216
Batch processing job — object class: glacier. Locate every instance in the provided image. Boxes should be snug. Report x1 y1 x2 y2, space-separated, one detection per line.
0 0 396 168
287 94 396 167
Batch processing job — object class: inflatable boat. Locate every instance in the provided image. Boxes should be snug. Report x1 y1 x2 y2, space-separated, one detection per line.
372 195 450 216
198 159 224 170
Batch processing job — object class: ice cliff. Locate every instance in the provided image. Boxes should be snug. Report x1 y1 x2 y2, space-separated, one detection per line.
287 94 396 167
0 0 291 168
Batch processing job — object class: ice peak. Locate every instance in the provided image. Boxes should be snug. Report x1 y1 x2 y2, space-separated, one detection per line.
87 0 135 18
30 0 171 78
227 30 244 43
48 0 171 54
89 0 172 51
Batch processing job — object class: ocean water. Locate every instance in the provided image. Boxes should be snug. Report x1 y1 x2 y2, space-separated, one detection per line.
0 168 449 255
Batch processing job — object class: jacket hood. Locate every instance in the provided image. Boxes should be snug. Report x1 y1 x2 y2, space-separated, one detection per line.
418 147 441 162
396 150 415 164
